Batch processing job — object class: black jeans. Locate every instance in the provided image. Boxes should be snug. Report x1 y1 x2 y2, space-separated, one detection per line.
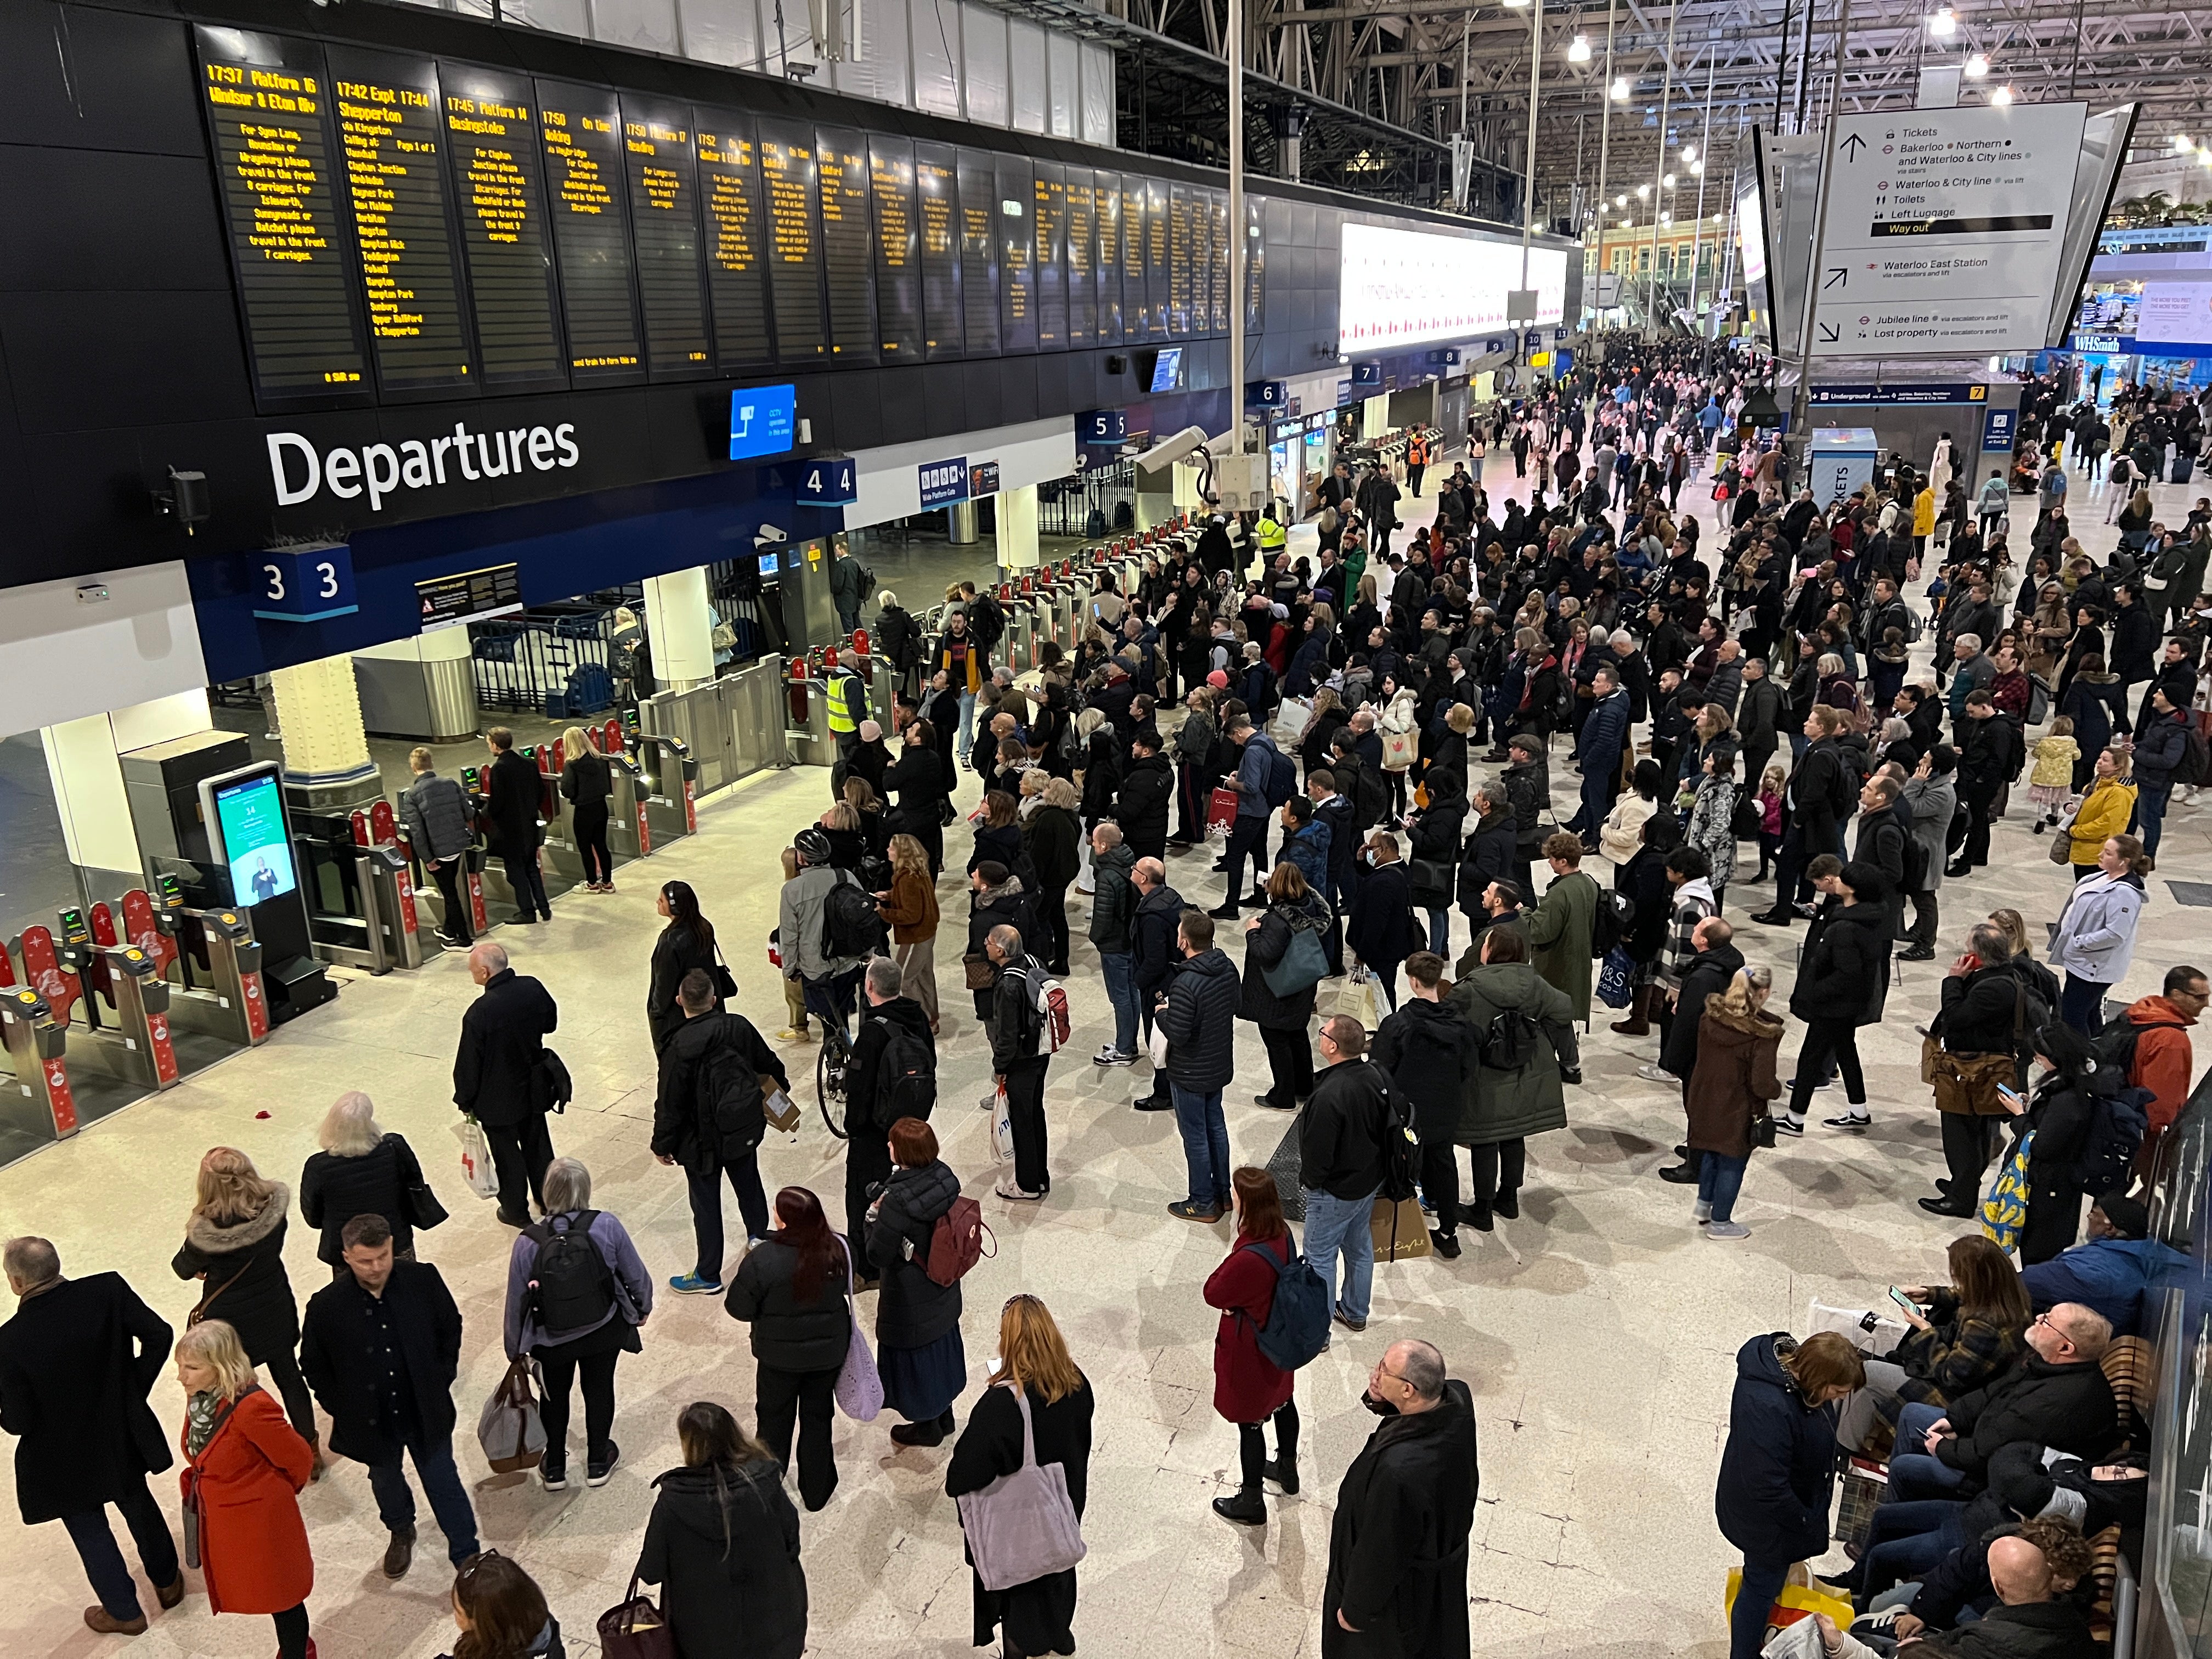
538 1347 619 1467
846 1130 893 1271
258 1342 317 1446
1174 760 1207 841
1790 1017 1866 1114
501 847 551 921
1236 1401 1301 1489
486 1112 555 1218
1003 1058 1050 1194
62 1480 178 1621
1942 1112 2002 1198
426 856 473 944
1035 881 1070 972
758 1363 841 1510
688 1152 771 1282
1223 815 1269 905
1957 785 1997 867
1469 1138 1525 1206
1421 1141 1461 1235
572 800 614 884
1259 1025 1313 1107
1906 888 1939 949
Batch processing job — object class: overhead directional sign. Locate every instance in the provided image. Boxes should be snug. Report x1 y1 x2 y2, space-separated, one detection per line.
1810 101 2087 359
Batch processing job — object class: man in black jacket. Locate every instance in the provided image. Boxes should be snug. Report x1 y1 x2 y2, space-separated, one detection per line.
1309 770 1358 976
1756 707 1850 926
842 957 933 1282
654 968 790 1295
1130 860 1186 1112
1373 953 1480 1257
1301 1016 1392 1333
453 941 560 1227
301 1214 477 1579
1156 909 1241 1222
1852 774 1912 940
0 1238 179 1635
1114 729 1175 864
1322 1338 1480 1658
401 747 476 948
986 926 1052 1200
485 726 552 924
1890 1303 2118 1500
1895 1531 2100 1658
1948 692 2011 876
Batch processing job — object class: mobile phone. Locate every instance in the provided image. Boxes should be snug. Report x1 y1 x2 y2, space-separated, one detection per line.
1997 1084 2024 1107
1888 1286 1920 1316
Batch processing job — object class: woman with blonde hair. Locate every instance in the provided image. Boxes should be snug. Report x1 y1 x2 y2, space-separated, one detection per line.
300 1091 431 1273
173 1319 316 1657
558 725 617 891
946 1295 1094 1657
1024 775 1084 977
877 833 941 1030
174 1149 319 1465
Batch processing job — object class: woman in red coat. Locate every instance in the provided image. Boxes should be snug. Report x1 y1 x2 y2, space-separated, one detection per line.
175 1320 316 1658
1203 1167 1299 1527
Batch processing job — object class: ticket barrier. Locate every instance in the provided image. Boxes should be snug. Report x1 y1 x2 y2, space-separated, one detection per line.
632 733 698 850
134 891 270 1049
33 908 180 1092
0 986 78 1144
1003 602 1035 673
602 749 649 862
783 667 839 769
530 739 588 893
295 812 404 974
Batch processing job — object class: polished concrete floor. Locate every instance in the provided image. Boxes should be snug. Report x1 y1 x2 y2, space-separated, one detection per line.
1 443 2206 1659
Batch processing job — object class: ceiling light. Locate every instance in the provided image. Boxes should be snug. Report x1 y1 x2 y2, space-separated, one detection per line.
1990 84 2013 105
1616 194 1628 207
1503 0 1529 9
1621 218 1634 229
1611 77 1630 100
1963 53 1989 78
1660 212 1672 225
2174 133 2194 153
1637 183 1650 199
1927 7 1956 36
1691 159 1705 174
1568 32 1592 60
1681 145 1697 162
1663 173 1677 188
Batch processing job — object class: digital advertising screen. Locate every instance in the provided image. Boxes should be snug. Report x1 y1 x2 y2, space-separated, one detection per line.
207 768 300 905
1336 222 1568 351
1148 346 1183 393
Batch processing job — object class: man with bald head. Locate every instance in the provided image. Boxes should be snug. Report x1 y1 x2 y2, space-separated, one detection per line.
454 940 561 1226
1323 1336 1480 1656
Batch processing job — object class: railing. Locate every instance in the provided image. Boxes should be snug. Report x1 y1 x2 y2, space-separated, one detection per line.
470 606 619 718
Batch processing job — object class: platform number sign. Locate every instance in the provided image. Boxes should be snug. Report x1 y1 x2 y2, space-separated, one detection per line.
795 456 859 508
253 543 359 623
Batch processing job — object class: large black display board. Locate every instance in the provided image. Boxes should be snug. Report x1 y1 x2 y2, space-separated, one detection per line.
537 82 644 383
620 97 712 377
441 64 567 391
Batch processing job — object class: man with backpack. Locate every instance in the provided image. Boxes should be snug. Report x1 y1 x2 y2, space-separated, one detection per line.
2131 687 2196 862
1301 1015 1395 1335
843 956 936 1282
1373 953 1480 1258
1210 714 1278 919
652 968 790 1296
778 826 878 1039
1157 909 1242 1223
827 543 873 635
986 925 1059 1203
2112 965 2207 1184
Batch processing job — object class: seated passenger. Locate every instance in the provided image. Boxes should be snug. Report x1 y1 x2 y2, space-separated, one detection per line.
2021 1195 2187 1339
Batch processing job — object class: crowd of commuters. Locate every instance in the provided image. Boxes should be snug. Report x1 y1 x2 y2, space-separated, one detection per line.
6 347 2210 1659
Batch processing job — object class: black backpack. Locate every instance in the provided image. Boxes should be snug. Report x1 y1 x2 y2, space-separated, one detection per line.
526 1212 614 1333
2090 1017 2187 1081
2181 721 2212 788
1589 884 1635 958
1256 736 1298 808
872 1016 938 1126
1730 792 1764 840
2074 1086 2152 1197
821 870 888 960
1370 1066 1419 1202
1479 1006 1542 1071
698 1021 768 1156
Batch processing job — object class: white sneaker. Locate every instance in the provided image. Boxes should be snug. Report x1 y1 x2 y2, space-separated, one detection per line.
1706 1221 1751 1240
1635 1062 1673 1083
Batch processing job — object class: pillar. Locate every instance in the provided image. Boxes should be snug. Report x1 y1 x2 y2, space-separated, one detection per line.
995 486 1040 572
270 652 380 809
947 500 980 544
40 689 213 893
641 566 716 694
353 626 478 742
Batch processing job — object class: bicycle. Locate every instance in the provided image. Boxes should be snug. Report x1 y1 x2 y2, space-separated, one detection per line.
816 1020 854 1139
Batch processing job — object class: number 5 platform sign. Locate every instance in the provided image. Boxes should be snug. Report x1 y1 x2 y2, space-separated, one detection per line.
253 541 359 623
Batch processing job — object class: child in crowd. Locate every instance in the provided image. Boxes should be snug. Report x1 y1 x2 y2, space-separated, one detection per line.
2029 715 2081 833
1753 765 1786 884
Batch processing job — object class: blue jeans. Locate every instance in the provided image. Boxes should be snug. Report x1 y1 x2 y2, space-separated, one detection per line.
1731 1554 1795 1659
1887 1402 1968 1500
1856 1498 1972 1601
2059 972 2109 1037
2138 776 2173 856
366 1431 481 1564
1301 1184 1379 1324
62 1481 178 1621
1170 1083 1231 1209
1427 907 1451 956
1101 951 1140 1058
1698 1151 1748 1222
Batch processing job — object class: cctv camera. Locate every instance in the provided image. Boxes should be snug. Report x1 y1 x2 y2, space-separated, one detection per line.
1130 425 1213 473
755 524 788 548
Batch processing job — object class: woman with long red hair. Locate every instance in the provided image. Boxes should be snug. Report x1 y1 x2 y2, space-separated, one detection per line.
725 1186 854 1511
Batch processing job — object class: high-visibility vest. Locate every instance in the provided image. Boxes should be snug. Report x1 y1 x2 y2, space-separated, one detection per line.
826 669 865 734
1256 514 1287 552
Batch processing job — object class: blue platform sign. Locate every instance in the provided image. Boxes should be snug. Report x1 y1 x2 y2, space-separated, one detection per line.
729 384 798 460
795 456 858 507
918 456 969 507
1427 347 1462 368
1982 408 2018 453
1246 380 1287 408
1351 362 1383 388
1076 409 1126 445
253 542 358 623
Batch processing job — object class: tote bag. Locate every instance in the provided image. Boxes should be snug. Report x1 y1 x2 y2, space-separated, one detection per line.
834 1238 884 1421
1261 916 1330 998
1981 1128 2035 1254
1331 966 1381 1031
955 1386 1088 1592
476 1358 547 1474
454 1116 499 1201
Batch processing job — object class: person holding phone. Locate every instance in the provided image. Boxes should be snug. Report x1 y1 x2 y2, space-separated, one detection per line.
1831 1235 2030 1454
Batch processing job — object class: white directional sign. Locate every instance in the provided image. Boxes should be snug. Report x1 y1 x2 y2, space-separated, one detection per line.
1810 101 2087 359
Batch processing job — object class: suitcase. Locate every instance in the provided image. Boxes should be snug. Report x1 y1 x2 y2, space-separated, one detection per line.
2175 454 2196 485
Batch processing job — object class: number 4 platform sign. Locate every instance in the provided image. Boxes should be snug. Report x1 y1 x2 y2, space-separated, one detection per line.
253 541 359 623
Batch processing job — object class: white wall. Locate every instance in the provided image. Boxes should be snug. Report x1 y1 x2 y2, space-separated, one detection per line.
0 563 210 740
843 415 1078 529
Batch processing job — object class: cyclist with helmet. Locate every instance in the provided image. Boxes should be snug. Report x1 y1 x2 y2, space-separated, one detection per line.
779 827 872 1039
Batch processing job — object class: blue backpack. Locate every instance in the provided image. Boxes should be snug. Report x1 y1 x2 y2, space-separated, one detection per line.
1239 1239 1332 1370
1252 735 1297 808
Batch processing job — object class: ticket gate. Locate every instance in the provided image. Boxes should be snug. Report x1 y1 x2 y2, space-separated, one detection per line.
783 663 839 769
120 884 270 1050
631 733 698 850
295 810 409 974
0 985 78 1147
29 907 180 1091
602 750 650 862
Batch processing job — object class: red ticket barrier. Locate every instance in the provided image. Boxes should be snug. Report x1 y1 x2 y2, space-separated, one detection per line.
120 889 178 979
17 927 79 1030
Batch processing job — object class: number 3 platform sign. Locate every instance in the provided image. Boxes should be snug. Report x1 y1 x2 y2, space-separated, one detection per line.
253 541 360 623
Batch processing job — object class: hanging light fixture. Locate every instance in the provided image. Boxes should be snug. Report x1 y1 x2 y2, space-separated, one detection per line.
1927 7 1956 36
1568 33 1592 61
1963 53 1989 78
1611 76 1630 100
1991 84 2014 105
1662 172 1677 188
2173 133 2194 153
1681 144 1697 162
1637 183 1650 199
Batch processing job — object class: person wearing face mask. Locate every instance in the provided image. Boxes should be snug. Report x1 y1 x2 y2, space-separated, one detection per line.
1319 1339 1479 1658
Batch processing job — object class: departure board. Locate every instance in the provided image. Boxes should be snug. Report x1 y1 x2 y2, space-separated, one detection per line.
1143 178 1170 337
956 149 1000 358
1032 164 1067 351
695 112 773 370
1094 171 1122 348
195 27 370 407
441 65 565 391
1245 198 1264 330
620 97 711 377
1190 188 1212 337
757 121 826 363
997 159 1036 354
817 127 876 362
1210 190 1230 334
1119 176 1146 344
1065 166 1093 349
1167 183 1192 337
916 142 962 359
326 49 473 397
868 138 922 362
538 83 644 382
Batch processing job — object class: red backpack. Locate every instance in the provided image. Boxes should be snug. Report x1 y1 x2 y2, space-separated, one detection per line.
924 1195 996 1286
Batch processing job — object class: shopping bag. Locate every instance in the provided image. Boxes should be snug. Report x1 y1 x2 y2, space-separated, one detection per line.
476 1357 546 1474
1332 966 1381 1032
1149 1017 1172 1069
1596 946 1635 1010
1807 1300 1908 1356
597 1572 678 1659
1369 1194 1432 1261
1274 696 1313 740
955 1387 1087 1591
454 1116 498 1201
1981 1128 2034 1254
1380 727 1419 770
1724 1564 1853 1641
989 1082 1017 1165
1207 787 1241 834
1834 1458 1889 1549
834 1238 884 1421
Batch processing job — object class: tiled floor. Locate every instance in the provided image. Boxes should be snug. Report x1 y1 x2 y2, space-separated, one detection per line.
2 439 2205 1658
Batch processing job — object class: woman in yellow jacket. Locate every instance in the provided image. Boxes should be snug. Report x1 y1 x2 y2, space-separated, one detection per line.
1912 482 1937 560
2067 747 2137 881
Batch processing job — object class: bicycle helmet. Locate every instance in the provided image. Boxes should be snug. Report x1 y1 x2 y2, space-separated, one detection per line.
793 827 832 867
